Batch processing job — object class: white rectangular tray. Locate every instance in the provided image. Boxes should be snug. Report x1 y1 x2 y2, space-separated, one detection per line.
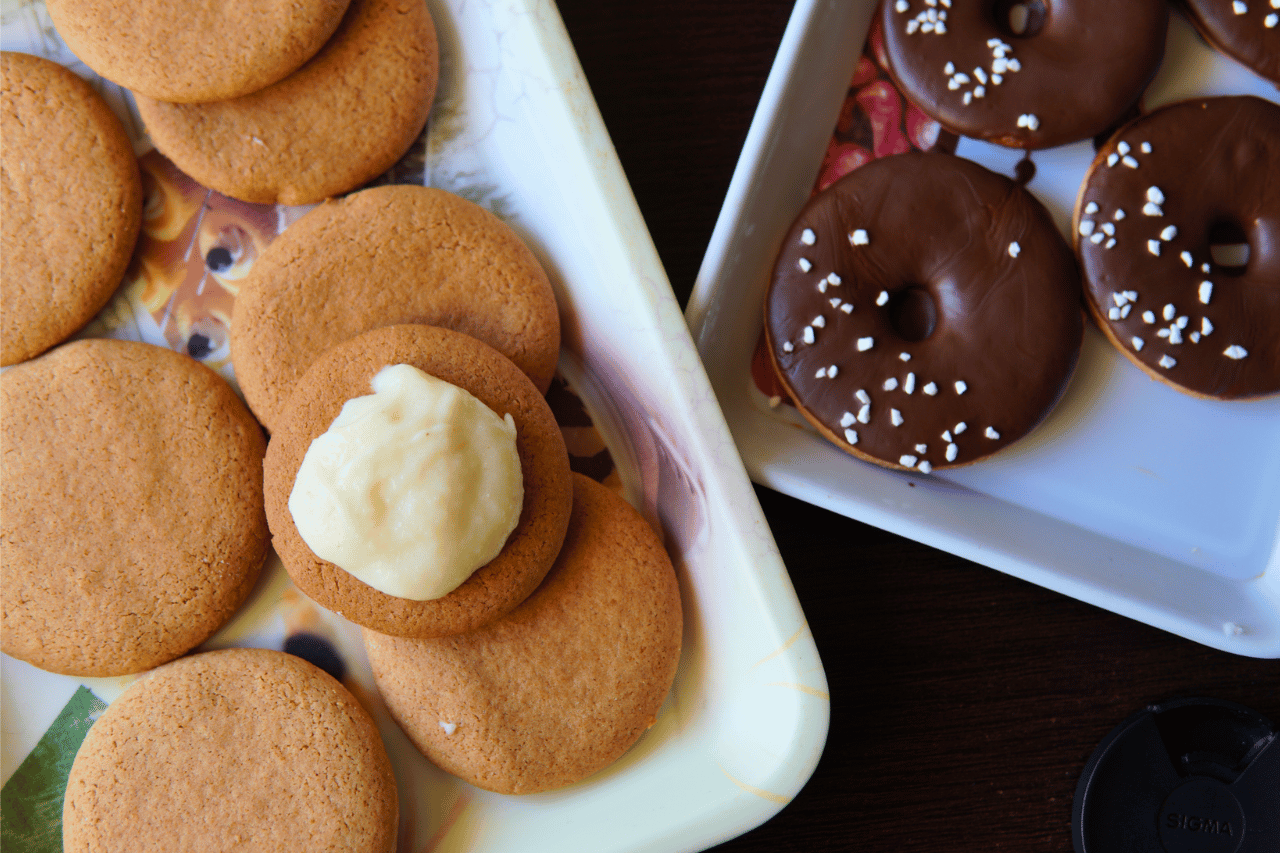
686 0 1280 657
0 2 829 850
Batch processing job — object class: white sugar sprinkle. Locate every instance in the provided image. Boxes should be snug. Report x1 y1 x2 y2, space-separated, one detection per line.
1224 345 1248 359
1147 239 1161 256
883 377 899 391
1091 232 1106 245
955 380 967 395
899 352 912 362
1105 239 1116 250
1101 222 1116 236
827 273 842 285
1079 220 1096 236
1084 202 1099 215
1120 303 1130 317
1158 328 1171 339
1190 332 1201 343
783 341 794 353
801 228 816 245
891 409 904 426
841 303 854 314
1142 202 1163 217
1117 141 1131 155
857 336 874 351
1199 281 1213 304
944 60 955 74
1267 12 1278 26
923 382 938 395
1159 355 1177 369
974 67 987 84
963 91 973 105
1114 209 1126 220
1146 186 1164 204
1008 241 1021 258
850 229 869 246
812 315 826 328
1201 262 1212 273
984 426 1000 440
1202 317 1214 336
845 428 859 445
803 326 816 344
1140 142 1152 153
945 443 958 462
954 422 967 434
876 290 890 306
915 443 928 454
830 298 842 308
1169 327 1183 345
1108 307 1122 321
1122 156 1139 168
899 454 918 467
1177 315 1189 329
896 0 909 10
904 373 916 394
1142 310 1156 324
1016 113 1040 131
440 721 457 735
942 430 952 442
856 389 871 404
1163 303 1176 321
1107 153 1119 167
1131 336 1144 351
1232 0 1247 13
798 258 811 272
827 365 839 377
1181 251 1194 267
1160 225 1177 241
858 404 871 423
818 280 828 293
840 411 856 427
815 367 828 378
918 460 933 474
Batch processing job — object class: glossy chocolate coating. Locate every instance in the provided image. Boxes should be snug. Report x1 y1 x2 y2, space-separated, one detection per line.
1183 0 1280 84
880 0 1168 149
764 151 1083 472
1075 96 1280 399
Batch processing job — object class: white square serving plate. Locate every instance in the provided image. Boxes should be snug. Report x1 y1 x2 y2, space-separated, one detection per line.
0 2 828 850
686 0 1280 657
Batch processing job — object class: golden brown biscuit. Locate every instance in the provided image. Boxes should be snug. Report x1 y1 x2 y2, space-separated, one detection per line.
0 339 269 677
365 473 683 795
46 0 351 103
63 648 398 853
1 52 142 366
135 0 437 204
263 324 573 639
231 184 561 432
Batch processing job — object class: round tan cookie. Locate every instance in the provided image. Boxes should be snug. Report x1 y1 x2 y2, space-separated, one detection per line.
0 339 269 677
46 0 351 103
63 648 398 853
264 324 573 639
231 184 560 432
1 52 142 366
365 472 683 795
134 0 437 204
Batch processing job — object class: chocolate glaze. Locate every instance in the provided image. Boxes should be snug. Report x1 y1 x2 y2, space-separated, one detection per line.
1075 96 1280 399
880 0 1168 150
1182 0 1280 84
765 151 1083 472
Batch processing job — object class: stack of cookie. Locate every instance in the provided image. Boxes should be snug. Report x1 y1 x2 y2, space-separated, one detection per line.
45 0 440 206
4 4 684 842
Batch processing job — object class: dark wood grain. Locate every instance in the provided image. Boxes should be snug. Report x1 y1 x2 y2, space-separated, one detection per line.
556 2 1280 850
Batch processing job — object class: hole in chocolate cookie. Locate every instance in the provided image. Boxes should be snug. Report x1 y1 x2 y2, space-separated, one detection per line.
887 286 937 342
993 0 1047 38
1208 219 1250 274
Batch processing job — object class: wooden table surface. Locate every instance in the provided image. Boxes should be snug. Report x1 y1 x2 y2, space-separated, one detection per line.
555 2 1280 851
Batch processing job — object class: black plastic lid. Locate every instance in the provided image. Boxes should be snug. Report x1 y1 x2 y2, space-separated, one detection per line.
1073 697 1279 853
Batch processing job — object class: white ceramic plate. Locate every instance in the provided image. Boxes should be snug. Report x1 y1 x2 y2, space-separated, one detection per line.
686 0 1280 657
0 2 829 850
